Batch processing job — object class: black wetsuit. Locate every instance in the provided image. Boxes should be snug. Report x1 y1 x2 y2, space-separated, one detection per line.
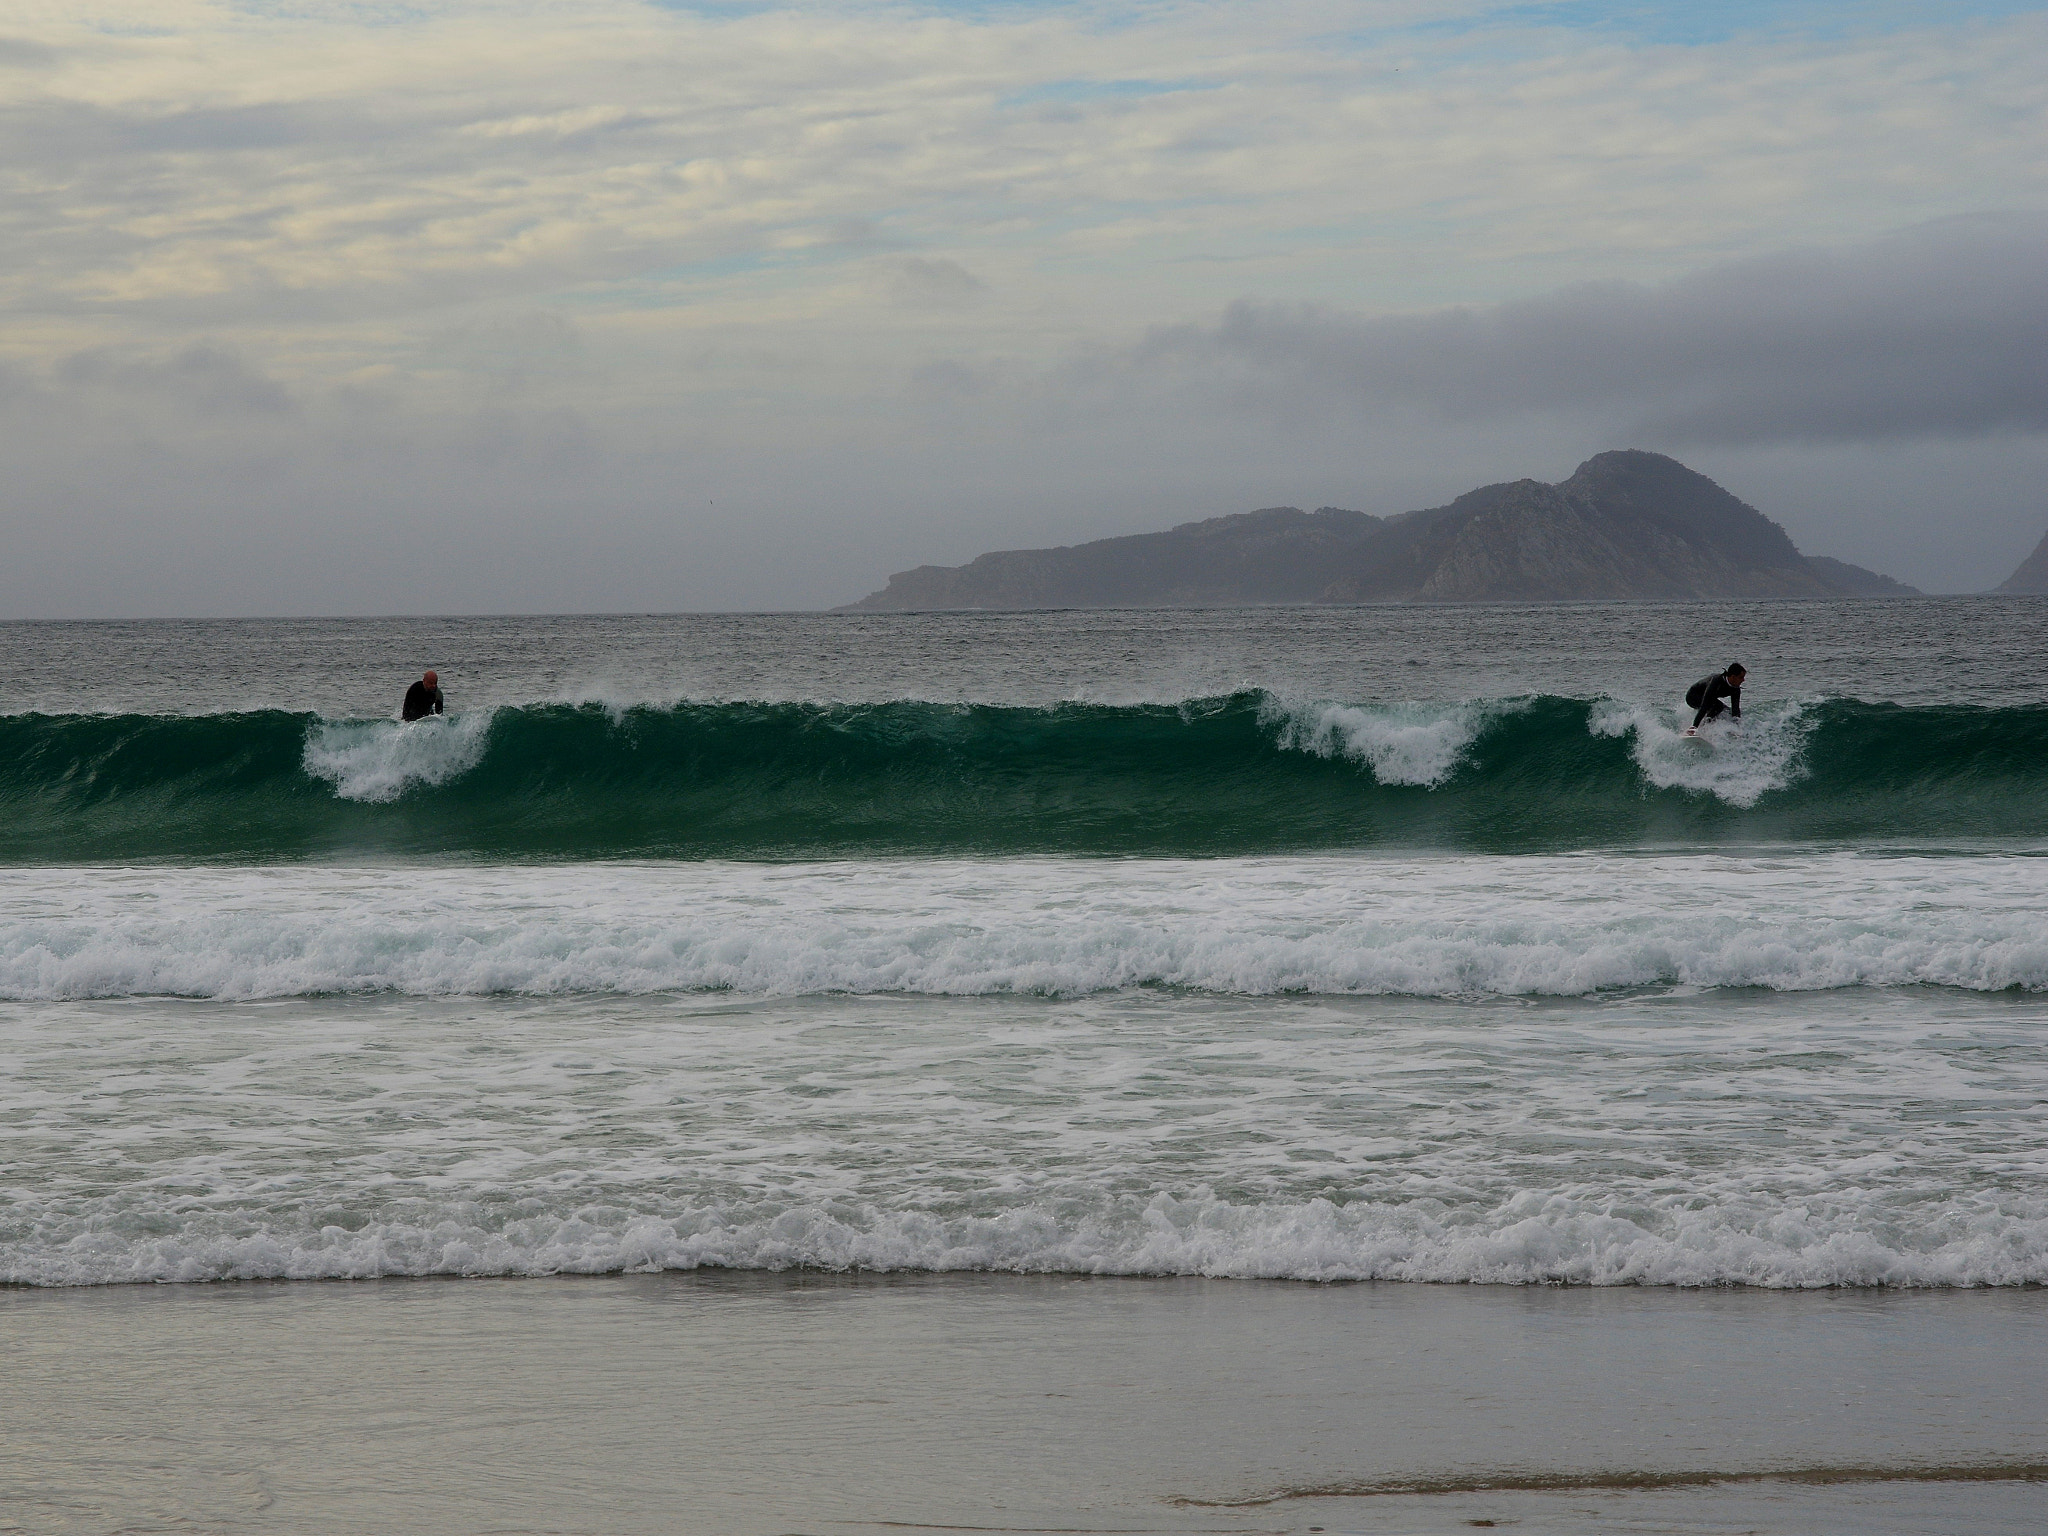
1685 673 1740 727
401 681 444 721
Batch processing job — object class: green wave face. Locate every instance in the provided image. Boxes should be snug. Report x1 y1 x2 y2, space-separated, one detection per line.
4 694 2048 861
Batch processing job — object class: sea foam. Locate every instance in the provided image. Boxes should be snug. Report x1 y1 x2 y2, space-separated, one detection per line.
1589 698 1809 807
303 710 494 802
9 860 2045 1291
12 1186 2045 1290
5 854 2047 1001
1268 699 1491 787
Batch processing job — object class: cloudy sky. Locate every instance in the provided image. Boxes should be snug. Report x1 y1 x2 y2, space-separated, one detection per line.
3 0 2046 614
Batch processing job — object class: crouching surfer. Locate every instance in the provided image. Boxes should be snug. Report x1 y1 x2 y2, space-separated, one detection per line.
1684 664 1744 734
402 669 445 722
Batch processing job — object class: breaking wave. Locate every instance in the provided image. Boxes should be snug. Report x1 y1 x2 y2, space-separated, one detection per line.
6 852 2048 1000
5 692 2048 860
302 710 495 802
12 1184 2045 1289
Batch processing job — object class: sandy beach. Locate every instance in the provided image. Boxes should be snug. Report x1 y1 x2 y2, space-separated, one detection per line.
4 1271 2043 1534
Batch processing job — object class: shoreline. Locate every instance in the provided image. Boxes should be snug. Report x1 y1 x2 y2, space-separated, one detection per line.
9 1267 2048 1293
7 1270 2044 1534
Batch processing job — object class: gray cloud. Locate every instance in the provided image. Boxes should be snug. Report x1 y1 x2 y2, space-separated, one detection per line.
0 98 390 172
54 343 297 418
11 219 2048 616
1147 215 2048 446
886 257 987 307
0 37 57 69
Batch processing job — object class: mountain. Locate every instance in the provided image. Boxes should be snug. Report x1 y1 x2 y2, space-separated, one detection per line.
1803 556 1920 598
840 505 1378 611
839 451 1919 610
1994 528 2048 593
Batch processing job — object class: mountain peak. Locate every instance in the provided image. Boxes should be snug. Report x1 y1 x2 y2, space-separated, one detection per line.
1568 448 1697 479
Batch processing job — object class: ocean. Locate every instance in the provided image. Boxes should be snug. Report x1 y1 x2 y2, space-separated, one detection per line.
4 600 2046 1534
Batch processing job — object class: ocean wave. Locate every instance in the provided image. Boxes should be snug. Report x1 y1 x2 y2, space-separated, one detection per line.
6 855 2047 1000
1267 697 1493 787
12 1185 2044 1288
1589 698 1810 808
4 692 2048 859
302 710 495 802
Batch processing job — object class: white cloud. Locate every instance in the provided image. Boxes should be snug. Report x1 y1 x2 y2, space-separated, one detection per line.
3 1 2047 613
6 1 2044 342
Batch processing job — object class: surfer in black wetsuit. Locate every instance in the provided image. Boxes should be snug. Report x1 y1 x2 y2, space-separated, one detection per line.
401 670 444 721
1685 664 1744 728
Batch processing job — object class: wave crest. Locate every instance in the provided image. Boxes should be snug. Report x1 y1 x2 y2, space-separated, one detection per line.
6 693 2048 858
1590 699 1809 807
303 711 494 802
1268 699 1488 787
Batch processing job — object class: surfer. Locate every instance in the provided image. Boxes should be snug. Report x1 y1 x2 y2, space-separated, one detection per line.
1685 664 1744 729
401 670 445 721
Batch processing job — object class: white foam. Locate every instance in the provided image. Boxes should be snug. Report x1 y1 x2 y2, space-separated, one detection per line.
8 862 2046 1291
1590 698 1808 807
5 854 2048 1001
302 711 494 802
11 1186 2045 1289
1268 699 1489 787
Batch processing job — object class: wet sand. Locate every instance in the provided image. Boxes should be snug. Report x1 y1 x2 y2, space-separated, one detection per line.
3 1273 2043 1534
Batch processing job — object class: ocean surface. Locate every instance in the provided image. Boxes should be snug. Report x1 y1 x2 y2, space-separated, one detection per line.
4 598 2048 1295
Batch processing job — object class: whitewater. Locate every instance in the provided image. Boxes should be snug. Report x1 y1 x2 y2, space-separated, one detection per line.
8 854 2048 1000
4 603 2047 1297
9 972 2045 1289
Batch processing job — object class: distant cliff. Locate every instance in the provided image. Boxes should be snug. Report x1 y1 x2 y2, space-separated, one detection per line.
1802 557 1919 598
839 451 1920 610
1994 528 2048 593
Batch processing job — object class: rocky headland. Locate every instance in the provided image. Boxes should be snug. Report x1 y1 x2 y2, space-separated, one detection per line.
1994 527 2048 594
840 451 1919 610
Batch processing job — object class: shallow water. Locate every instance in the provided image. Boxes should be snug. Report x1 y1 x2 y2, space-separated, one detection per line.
3 1273 2042 1535
5 923 2046 1288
